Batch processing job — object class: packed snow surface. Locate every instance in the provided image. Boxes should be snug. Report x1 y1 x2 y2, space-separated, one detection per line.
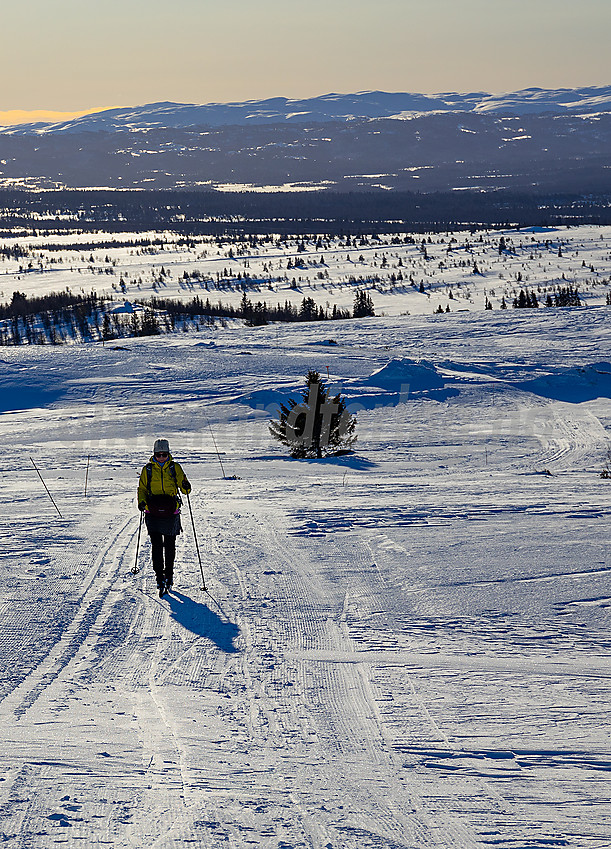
0 246 610 847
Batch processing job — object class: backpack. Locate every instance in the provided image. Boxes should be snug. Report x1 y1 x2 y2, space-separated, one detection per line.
145 461 181 517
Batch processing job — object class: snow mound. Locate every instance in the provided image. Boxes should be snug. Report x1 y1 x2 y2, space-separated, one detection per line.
365 358 446 392
519 362 611 403
110 300 138 314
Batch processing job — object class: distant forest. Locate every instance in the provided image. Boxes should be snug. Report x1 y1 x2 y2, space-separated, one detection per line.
1 189 611 236
0 289 359 346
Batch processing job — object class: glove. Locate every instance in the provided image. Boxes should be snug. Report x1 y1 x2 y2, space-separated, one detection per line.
138 501 147 512
183 479 192 494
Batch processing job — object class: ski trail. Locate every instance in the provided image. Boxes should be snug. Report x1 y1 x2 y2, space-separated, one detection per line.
203 500 483 848
0 477 607 846
0 504 147 846
120 594 193 849
0 511 134 720
281 502 600 849
0 500 227 849
528 401 608 472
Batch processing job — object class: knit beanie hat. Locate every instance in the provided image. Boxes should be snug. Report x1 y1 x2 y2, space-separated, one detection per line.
153 438 170 454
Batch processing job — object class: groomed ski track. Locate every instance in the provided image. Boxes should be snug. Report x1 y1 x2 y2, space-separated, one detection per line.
0 305 610 848
0 496 477 848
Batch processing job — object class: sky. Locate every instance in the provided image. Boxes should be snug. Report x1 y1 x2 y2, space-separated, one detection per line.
1 0 610 124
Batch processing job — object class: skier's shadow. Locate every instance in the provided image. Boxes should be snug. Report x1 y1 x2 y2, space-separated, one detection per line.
167 591 240 654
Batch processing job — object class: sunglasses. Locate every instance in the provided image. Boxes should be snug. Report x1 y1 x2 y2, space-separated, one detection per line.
155 452 169 458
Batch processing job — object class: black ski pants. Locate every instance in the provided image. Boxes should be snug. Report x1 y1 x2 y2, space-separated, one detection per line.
149 531 176 587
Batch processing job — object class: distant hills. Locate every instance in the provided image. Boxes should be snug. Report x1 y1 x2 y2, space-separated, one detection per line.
0 87 610 193
4 86 611 135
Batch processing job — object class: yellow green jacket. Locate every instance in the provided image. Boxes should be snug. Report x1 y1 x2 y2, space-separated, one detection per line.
137 455 191 508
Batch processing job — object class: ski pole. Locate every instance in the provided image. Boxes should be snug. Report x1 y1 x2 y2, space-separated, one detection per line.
186 491 207 591
30 457 63 518
132 509 144 574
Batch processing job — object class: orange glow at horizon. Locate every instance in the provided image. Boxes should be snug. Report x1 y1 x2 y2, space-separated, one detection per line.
0 107 115 126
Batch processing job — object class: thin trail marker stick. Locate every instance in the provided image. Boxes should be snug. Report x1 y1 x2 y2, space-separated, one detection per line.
203 411 226 478
30 457 63 518
84 455 90 497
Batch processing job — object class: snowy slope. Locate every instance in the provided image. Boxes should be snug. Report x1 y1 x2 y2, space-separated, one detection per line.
0 283 610 846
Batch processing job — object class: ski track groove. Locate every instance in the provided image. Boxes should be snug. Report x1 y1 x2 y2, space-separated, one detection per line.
529 402 609 472
284 511 599 849
119 591 193 849
203 503 486 848
0 510 135 721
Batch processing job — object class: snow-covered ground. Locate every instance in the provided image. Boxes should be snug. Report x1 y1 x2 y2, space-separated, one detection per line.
0 294 610 846
1 225 610 322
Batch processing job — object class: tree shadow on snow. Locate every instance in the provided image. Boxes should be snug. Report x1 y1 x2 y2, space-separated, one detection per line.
167 591 240 654
316 453 377 470
247 453 377 469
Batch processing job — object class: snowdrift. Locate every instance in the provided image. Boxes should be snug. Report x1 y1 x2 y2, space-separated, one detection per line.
365 358 446 393
518 361 611 403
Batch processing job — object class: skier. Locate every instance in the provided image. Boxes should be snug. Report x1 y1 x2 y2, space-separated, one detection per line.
137 439 192 597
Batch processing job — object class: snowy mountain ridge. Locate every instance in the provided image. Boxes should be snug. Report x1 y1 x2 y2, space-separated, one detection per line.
3 85 611 135
1 86 610 193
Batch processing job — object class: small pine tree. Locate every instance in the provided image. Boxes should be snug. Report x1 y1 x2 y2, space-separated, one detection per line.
269 370 356 459
353 290 375 318
514 289 538 309
130 312 140 337
140 309 160 336
102 312 114 341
